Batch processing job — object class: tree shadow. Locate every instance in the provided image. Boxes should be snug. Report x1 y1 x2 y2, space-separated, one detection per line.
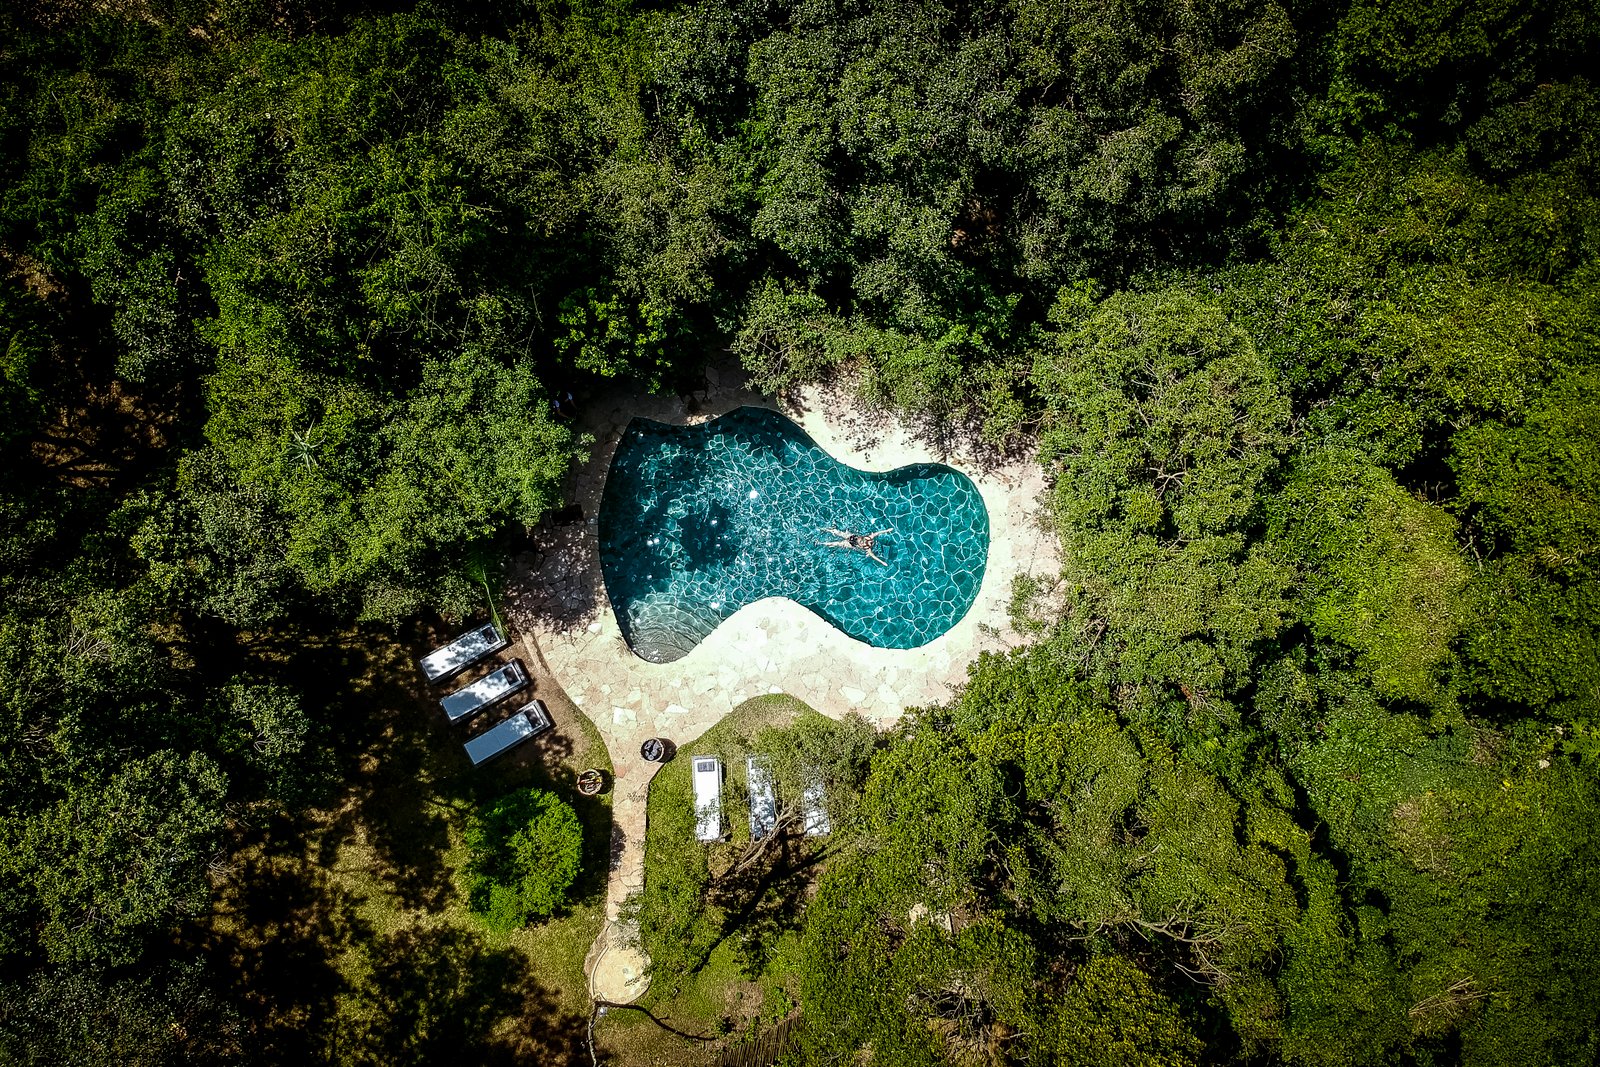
520 713 578 771
240 618 594 916
692 835 828 980
197 827 372 1063
609 821 628 879
334 924 588 1067
5 267 194 496
200 615 615 1057
506 519 603 633
289 624 463 912
563 790 615 910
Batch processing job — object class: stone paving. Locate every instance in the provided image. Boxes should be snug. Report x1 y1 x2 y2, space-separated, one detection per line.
504 364 1058 1004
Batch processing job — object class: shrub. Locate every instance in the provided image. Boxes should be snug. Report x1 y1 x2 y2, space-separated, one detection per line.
464 788 582 930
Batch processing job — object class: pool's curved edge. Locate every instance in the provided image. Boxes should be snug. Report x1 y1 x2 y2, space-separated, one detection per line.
595 406 992 665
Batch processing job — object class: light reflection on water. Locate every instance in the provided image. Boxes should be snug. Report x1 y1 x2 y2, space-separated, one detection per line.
597 407 990 664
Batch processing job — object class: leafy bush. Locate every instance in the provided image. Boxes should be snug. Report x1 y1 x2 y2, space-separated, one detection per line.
464 789 582 931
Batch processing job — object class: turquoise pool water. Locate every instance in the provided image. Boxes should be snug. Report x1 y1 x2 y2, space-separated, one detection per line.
598 407 989 663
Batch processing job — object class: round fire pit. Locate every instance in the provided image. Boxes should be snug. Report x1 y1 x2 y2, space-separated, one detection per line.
640 737 669 763
577 769 606 796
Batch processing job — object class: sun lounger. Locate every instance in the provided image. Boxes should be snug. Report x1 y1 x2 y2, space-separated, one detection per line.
747 756 778 840
693 756 724 841
463 701 553 766
802 776 830 836
419 622 507 683
440 660 528 722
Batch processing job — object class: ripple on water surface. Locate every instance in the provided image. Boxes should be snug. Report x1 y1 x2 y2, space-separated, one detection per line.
598 406 990 663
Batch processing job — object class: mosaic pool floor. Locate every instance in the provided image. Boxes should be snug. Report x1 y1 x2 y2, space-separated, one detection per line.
598 407 989 663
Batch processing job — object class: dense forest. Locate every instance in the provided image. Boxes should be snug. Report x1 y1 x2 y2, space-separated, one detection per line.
1 0 1597 1064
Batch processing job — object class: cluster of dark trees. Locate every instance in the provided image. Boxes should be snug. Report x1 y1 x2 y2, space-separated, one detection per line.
1 0 1595 1063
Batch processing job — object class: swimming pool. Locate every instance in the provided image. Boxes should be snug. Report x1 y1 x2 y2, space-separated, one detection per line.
597 407 989 663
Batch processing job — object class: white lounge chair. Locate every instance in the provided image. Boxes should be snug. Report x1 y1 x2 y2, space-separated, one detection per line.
802 776 830 836
693 757 724 842
463 701 553 766
441 661 528 722
420 622 507 683
747 756 778 840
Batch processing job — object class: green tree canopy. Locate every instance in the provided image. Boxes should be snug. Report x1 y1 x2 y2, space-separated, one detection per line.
1034 286 1294 728
1269 447 1470 708
464 787 583 930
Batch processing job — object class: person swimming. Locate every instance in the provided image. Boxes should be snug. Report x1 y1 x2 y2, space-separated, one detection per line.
819 527 892 566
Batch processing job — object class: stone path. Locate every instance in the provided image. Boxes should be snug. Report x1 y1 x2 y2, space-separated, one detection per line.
507 363 1059 1005
584 754 656 1003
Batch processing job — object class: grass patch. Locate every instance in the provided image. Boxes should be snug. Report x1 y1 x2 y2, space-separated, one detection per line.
598 694 849 1062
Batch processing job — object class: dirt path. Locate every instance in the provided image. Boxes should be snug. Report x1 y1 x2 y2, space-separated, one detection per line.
583 752 658 1003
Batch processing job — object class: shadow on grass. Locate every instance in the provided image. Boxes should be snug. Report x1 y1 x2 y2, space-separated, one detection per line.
202 852 590 1065
194 616 612 1061
565 791 616 912
336 925 587 1066
254 622 466 911
708 843 827 976
200 830 370 1062
253 617 607 910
